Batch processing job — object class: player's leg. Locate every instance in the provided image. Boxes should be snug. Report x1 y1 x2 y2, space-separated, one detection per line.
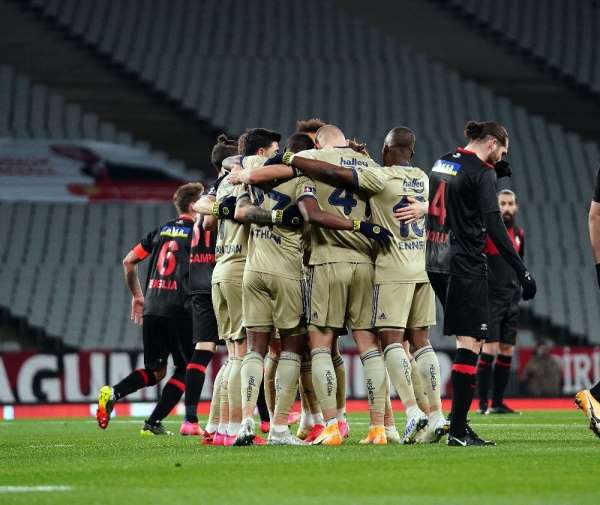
226 337 246 442
203 357 227 444
142 318 194 436
383 374 402 443
331 336 348 437
215 341 233 444
406 342 430 415
181 293 218 435
264 339 281 422
298 347 325 441
576 380 600 438
477 341 497 414
96 315 163 429
444 276 495 446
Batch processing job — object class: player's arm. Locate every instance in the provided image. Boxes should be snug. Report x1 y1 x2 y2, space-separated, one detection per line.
289 156 356 191
122 245 147 326
234 191 304 228
297 195 392 246
228 164 295 186
194 195 218 230
479 171 536 300
393 197 428 224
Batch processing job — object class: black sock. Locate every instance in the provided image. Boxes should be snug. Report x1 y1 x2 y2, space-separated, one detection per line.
492 354 512 407
256 381 270 423
476 353 494 409
449 348 478 438
147 370 186 425
113 368 157 400
590 381 600 403
184 350 214 423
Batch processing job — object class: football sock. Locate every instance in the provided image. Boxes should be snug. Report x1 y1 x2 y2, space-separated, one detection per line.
264 354 279 419
332 353 347 420
410 357 430 414
147 369 185 424
113 368 157 400
300 356 321 415
590 381 600 402
492 354 512 407
206 361 227 432
384 376 395 427
227 357 243 430
360 348 386 426
477 352 494 409
257 382 270 423
273 351 301 426
217 359 232 432
449 348 478 438
384 343 418 411
240 351 264 419
311 347 337 419
414 345 442 416
184 350 213 422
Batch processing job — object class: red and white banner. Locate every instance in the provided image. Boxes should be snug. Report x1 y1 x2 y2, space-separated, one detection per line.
0 350 455 405
0 139 186 202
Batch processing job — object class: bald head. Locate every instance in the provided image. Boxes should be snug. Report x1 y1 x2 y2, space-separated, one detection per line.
382 126 416 166
315 125 347 149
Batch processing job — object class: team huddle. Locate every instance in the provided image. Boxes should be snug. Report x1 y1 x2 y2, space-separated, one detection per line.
95 118 544 447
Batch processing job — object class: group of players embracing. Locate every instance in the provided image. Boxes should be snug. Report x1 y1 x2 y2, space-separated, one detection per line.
97 117 540 447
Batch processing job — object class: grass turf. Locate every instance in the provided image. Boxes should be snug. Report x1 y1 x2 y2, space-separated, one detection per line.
1 410 598 505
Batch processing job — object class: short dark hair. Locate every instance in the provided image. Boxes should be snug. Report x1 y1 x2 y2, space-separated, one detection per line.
464 120 508 146
243 128 281 156
296 118 326 134
498 188 518 203
285 133 315 153
210 134 238 171
173 182 204 214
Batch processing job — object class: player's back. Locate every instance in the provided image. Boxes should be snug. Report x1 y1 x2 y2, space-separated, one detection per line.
213 176 249 283
189 217 217 294
139 215 194 318
297 147 380 265
369 165 429 283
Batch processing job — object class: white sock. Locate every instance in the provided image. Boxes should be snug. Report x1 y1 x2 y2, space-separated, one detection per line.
325 417 337 427
336 409 346 422
406 405 422 419
299 411 313 430
205 422 218 433
227 423 241 436
312 413 324 425
271 424 289 435
217 422 227 434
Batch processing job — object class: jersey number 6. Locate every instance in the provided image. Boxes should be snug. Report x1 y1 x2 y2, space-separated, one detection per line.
157 240 178 276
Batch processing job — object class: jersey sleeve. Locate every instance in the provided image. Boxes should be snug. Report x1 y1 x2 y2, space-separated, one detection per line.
594 165 600 203
295 175 317 201
133 229 157 260
353 166 386 194
477 169 500 215
208 174 228 197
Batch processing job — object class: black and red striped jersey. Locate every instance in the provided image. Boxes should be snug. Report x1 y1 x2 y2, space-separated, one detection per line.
133 214 194 318
484 225 525 292
189 216 217 294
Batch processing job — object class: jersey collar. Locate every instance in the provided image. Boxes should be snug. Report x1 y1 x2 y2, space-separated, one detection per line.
456 147 495 169
178 213 195 221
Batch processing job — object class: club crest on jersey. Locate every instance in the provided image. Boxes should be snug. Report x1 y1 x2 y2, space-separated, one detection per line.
160 225 191 238
303 185 316 194
432 159 461 176
403 178 425 193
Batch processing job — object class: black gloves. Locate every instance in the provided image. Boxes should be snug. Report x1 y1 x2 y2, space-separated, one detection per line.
518 270 537 301
353 220 393 247
495 160 512 179
596 264 600 290
272 205 304 228
212 196 237 219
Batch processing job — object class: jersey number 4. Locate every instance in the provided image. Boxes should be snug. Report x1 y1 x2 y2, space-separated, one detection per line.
429 180 447 226
329 188 357 215
157 240 178 276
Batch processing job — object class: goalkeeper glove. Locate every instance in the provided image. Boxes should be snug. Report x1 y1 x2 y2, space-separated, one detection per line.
518 270 537 300
272 205 304 228
353 220 393 247
212 196 237 219
494 160 512 178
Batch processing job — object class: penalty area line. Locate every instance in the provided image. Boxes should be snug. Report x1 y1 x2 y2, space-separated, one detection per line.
0 486 73 493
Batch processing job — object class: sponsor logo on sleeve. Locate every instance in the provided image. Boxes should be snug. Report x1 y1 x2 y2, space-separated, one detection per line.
432 159 461 176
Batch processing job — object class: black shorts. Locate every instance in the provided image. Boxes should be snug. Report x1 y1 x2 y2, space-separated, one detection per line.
428 271 449 309
443 275 488 340
190 293 219 344
142 315 194 371
486 289 520 346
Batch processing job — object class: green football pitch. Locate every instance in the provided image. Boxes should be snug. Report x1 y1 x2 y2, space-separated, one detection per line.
1 411 598 505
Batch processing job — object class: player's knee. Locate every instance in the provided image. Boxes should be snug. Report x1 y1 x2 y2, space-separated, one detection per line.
153 366 167 382
499 343 514 355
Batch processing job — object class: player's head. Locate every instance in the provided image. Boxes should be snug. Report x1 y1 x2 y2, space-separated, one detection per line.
296 118 326 141
314 125 347 149
211 134 239 173
173 182 204 216
498 189 518 226
382 126 416 166
464 120 509 164
243 128 281 157
285 132 315 154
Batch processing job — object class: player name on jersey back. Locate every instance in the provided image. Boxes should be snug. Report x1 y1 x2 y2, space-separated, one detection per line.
369 165 429 283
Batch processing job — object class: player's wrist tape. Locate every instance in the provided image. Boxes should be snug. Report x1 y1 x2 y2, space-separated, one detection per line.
352 220 361 232
272 210 283 224
211 202 221 217
282 151 295 166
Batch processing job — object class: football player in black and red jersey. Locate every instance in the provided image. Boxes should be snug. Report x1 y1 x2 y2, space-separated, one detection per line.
477 190 525 415
96 183 204 435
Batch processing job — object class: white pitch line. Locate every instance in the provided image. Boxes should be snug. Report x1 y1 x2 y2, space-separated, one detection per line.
0 486 72 493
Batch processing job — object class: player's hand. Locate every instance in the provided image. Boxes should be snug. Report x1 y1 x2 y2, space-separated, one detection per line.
272 205 304 228
131 295 144 325
354 220 393 247
393 197 428 224
494 160 512 178
596 264 600 290
212 196 237 219
227 169 245 185
518 270 537 300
